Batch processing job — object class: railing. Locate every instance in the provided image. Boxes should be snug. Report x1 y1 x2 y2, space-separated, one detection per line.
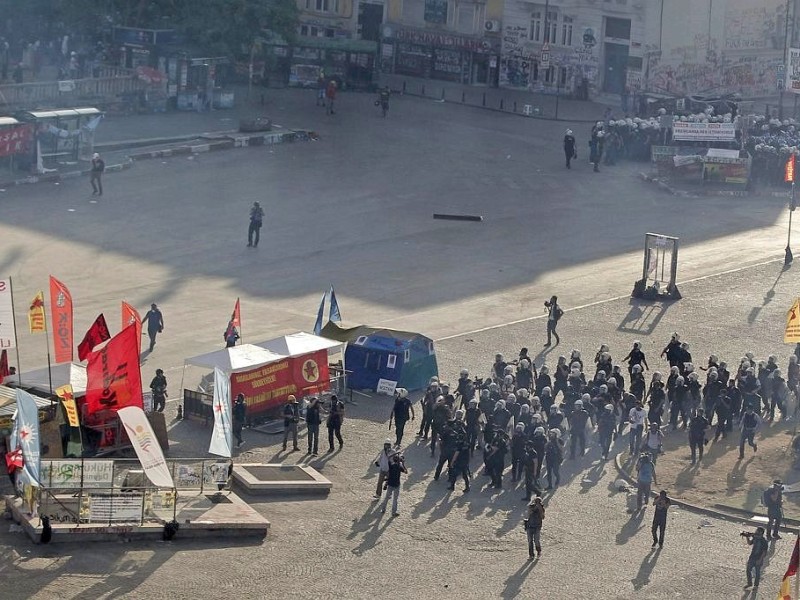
0 75 149 110
36 457 234 527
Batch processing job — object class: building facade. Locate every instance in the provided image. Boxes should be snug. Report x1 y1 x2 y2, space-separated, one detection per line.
382 0 505 85
500 0 657 98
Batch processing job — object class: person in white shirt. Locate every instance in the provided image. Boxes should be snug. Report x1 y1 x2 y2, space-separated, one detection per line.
373 439 396 499
643 423 663 462
629 400 647 455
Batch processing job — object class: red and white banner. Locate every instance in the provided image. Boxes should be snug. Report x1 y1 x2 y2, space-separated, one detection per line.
84 324 143 415
118 406 174 488
121 301 142 352
49 276 73 363
0 124 33 158
229 350 330 414
0 279 16 349
78 313 110 362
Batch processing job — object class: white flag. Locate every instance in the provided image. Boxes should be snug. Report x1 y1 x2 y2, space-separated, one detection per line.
118 406 174 488
0 279 16 350
209 366 233 458
14 390 41 487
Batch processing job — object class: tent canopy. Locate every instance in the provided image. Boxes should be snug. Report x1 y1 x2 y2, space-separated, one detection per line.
3 362 87 396
184 343 287 374
320 323 428 347
256 332 343 358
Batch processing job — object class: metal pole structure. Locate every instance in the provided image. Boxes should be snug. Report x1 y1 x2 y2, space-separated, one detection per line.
787 181 795 266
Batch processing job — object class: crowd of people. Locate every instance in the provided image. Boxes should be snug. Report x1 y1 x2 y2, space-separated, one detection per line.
372 333 799 561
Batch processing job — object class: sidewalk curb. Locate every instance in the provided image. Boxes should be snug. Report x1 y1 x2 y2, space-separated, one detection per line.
0 130 313 189
639 171 793 200
613 451 799 531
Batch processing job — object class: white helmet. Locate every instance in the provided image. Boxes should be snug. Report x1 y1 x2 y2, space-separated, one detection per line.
574 399 583 408
460 369 469 377
534 427 546 436
395 388 408 398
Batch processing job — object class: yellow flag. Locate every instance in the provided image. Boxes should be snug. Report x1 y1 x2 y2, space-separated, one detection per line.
786 298 800 344
55 384 80 427
28 291 46 334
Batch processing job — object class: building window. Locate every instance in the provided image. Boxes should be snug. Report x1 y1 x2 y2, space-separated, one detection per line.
561 16 573 46
543 65 554 83
605 17 631 40
559 66 567 86
314 0 332 11
457 4 476 34
300 24 309 36
305 0 311 8
387 354 397 369
546 10 557 43
530 10 542 42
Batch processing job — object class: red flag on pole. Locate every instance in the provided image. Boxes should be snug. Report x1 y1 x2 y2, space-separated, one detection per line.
77 314 111 361
84 324 143 415
121 301 142 353
0 349 8 383
225 298 241 342
49 276 74 363
778 537 800 599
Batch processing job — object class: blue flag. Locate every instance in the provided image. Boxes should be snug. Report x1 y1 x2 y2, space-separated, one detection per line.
329 285 342 323
313 292 326 335
14 390 41 487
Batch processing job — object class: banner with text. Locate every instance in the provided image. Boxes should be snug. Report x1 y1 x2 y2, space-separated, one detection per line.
55 384 80 427
118 406 174 488
672 121 736 142
85 324 143 415
49 276 73 363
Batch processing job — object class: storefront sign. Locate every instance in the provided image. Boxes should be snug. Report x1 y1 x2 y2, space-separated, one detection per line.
0 125 32 158
42 460 114 489
672 121 736 142
230 351 330 414
395 28 494 53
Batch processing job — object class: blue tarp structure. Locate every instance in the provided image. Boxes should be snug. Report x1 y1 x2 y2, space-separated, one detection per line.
320 322 438 392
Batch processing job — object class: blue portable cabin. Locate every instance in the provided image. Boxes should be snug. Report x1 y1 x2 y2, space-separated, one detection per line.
320 323 438 392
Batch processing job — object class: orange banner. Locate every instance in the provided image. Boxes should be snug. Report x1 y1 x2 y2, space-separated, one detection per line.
49 276 73 363
84 324 143 415
28 291 45 334
55 384 80 427
121 301 142 352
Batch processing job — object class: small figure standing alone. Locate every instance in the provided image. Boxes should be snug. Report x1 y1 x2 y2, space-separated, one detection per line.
563 129 576 169
149 368 167 413
524 496 545 559
247 201 264 248
90 152 105 196
543 295 563 347
651 490 671 548
141 303 164 352
233 393 247 447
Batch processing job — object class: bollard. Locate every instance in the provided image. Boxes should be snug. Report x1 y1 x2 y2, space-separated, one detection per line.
462 91 466 103
500 98 504 110
482 92 486 107
422 85 425 96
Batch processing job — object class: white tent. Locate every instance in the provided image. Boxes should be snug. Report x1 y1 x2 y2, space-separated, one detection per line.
183 343 287 374
255 332 344 358
3 362 87 395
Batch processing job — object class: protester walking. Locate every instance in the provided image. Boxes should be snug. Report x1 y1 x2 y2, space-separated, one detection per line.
233 393 247 447
141 303 164 352
738 406 761 459
651 490 671 548
373 439 395 499
247 201 264 248
524 496 545 559
563 129 576 169
149 368 167 413
636 453 657 510
388 388 415 447
306 397 322 455
543 295 563 347
380 453 407 516
282 395 300 451
90 152 105 196
327 395 345 452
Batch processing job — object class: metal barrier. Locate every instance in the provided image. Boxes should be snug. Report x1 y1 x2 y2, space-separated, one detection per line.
35 457 233 527
0 75 148 110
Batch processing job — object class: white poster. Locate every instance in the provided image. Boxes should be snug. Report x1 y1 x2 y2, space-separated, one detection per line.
376 378 397 395
118 406 175 488
0 279 16 349
672 121 736 142
209 366 233 458
41 460 114 489
789 48 800 93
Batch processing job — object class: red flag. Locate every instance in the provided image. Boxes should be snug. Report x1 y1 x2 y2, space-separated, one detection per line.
121 301 142 352
49 276 74 363
225 298 241 340
84 324 143 415
77 314 111 362
779 537 800 599
0 349 8 384
5 447 22 474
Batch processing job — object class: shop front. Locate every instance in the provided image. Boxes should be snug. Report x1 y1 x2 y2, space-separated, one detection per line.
383 25 499 85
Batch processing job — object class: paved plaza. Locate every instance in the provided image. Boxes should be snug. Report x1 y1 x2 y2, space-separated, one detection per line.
0 88 797 598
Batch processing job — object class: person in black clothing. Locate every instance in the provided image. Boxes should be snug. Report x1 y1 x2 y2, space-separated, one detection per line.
568 398 590 458
434 418 458 481
487 428 508 489
688 408 709 464
713 388 732 441
544 430 564 489
465 398 481 453
380 453 407 516
661 333 682 368
725 377 742 424
524 496 545 559
510 423 527 482
597 404 616 460
418 380 439 438
377 86 391 117
623 341 648 375
430 396 452 456
141 303 164 352
90 152 105 196
327 395 345 452
232 393 247 447
306 397 322 455
651 490 671 548
521 441 541 500
764 480 784 539
745 527 769 589
563 129 576 169
543 296 563 347
388 387 415 447
447 437 471 493
149 369 168 412
282 396 300 451
247 201 265 247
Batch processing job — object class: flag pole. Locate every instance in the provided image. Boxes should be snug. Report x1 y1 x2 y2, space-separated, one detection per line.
237 298 242 344
8 278 21 386
795 530 799 600
43 299 53 393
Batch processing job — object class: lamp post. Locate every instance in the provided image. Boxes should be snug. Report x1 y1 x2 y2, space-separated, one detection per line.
786 154 796 266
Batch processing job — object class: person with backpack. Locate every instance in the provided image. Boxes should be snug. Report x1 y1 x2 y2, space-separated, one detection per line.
763 479 784 539
543 295 563 347
636 453 657 510
738 406 761 459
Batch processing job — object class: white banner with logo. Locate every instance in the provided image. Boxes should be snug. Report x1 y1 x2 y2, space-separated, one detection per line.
672 121 736 142
209 366 233 457
0 279 16 349
41 460 114 489
118 406 174 488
